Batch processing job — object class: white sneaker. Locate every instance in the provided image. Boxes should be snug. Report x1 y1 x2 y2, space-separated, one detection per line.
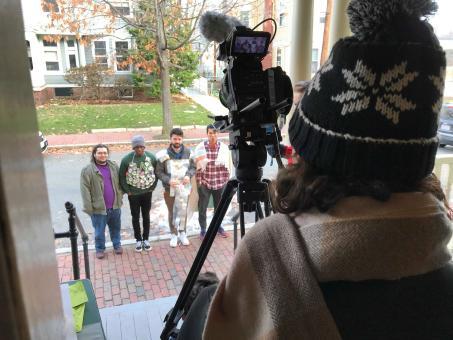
170 234 178 248
135 241 143 252
143 240 152 251
179 232 190 246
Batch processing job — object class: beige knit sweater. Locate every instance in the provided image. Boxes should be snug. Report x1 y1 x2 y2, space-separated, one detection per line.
203 192 452 339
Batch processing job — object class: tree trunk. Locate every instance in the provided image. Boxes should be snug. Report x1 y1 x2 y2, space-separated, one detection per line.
160 48 173 136
154 0 173 136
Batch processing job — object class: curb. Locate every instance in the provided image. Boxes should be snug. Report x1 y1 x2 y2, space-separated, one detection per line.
90 125 210 133
55 222 254 254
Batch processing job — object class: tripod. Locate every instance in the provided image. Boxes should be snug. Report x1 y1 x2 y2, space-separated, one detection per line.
161 169 273 340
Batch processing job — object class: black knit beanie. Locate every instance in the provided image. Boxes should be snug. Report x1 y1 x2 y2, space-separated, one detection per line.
289 0 446 183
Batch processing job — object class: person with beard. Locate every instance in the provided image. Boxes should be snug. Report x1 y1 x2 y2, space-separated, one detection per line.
80 144 123 259
156 128 196 247
194 124 230 239
119 135 158 252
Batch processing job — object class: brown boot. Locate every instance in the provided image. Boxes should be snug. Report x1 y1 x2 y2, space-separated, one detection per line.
114 247 123 255
96 251 105 259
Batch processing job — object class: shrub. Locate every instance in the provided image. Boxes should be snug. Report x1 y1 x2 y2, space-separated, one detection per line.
65 63 112 99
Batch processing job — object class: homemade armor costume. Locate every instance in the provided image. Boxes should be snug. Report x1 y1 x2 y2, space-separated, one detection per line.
155 146 196 238
119 136 158 251
202 0 453 339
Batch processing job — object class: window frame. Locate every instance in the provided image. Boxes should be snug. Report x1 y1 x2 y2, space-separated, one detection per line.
276 48 282 67
92 40 109 68
112 1 131 16
240 10 250 28
311 48 319 74
279 13 287 27
42 38 62 73
114 40 131 72
65 39 79 70
26 40 33 71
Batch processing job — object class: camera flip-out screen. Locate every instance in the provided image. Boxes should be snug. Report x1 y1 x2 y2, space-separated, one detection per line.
232 32 270 56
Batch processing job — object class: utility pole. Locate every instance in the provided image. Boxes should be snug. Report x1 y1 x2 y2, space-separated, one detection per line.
320 0 333 64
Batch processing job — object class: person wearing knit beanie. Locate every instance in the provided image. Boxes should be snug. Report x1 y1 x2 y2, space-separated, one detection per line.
131 135 145 149
119 135 158 252
289 0 446 184
198 1 453 339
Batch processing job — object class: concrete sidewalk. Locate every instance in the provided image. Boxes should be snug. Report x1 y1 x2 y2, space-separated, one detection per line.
46 126 212 148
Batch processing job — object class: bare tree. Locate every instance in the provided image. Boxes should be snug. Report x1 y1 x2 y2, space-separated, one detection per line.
45 0 207 135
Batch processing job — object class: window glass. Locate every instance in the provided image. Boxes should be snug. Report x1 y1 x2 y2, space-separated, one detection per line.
94 41 108 66
45 51 59 71
113 2 130 16
115 41 130 71
43 40 57 47
26 40 33 70
240 11 250 27
69 54 77 68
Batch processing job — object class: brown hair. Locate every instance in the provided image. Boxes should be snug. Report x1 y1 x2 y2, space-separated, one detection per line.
273 158 450 214
91 144 109 163
170 127 183 137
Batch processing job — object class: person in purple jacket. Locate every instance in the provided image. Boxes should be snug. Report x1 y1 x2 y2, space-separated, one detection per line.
81 144 124 259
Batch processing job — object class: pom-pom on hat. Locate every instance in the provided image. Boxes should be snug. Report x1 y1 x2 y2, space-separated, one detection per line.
289 0 446 183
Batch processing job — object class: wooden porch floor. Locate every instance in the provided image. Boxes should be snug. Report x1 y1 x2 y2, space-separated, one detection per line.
99 295 177 340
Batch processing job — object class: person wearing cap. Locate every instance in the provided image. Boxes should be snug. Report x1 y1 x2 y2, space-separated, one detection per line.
80 144 123 259
200 0 453 338
194 124 231 239
119 135 158 252
155 128 196 247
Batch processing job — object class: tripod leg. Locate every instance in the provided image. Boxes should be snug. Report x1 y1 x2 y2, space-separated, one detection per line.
262 179 274 216
256 203 264 220
239 196 246 238
161 179 238 340
263 179 276 217
233 214 238 250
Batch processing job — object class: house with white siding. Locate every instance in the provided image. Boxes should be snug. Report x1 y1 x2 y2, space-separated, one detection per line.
21 0 134 104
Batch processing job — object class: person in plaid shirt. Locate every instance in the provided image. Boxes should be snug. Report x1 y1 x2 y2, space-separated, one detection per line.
194 124 230 239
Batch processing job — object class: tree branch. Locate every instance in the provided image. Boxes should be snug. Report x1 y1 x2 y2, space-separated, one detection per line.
166 0 206 50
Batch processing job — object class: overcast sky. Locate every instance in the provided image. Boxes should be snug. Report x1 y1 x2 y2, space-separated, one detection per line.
429 0 453 37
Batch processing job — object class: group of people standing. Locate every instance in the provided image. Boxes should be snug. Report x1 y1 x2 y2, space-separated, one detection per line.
80 126 230 259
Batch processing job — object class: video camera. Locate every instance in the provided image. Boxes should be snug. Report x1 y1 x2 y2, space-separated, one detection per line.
161 14 294 340
201 13 293 180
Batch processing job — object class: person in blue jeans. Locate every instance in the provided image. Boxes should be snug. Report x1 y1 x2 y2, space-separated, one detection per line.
80 144 124 259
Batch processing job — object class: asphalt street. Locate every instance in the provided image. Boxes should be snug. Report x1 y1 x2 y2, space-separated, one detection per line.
44 146 280 242
45 145 453 247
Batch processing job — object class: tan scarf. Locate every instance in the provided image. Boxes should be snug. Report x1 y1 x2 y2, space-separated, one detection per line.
204 192 452 339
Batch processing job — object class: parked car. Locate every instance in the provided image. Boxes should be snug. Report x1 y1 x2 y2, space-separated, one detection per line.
438 103 453 147
39 131 48 153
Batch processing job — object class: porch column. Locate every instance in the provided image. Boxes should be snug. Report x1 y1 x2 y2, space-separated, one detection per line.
290 0 314 83
328 0 352 51
0 0 66 338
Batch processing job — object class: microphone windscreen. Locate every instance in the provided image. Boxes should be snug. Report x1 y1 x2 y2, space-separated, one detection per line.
199 11 244 43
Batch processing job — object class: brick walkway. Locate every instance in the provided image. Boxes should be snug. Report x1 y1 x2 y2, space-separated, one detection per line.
57 232 234 308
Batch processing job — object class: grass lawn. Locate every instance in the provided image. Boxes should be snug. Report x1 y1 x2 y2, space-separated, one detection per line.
37 101 213 134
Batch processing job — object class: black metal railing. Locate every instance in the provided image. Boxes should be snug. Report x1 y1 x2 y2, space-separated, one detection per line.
54 201 90 280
